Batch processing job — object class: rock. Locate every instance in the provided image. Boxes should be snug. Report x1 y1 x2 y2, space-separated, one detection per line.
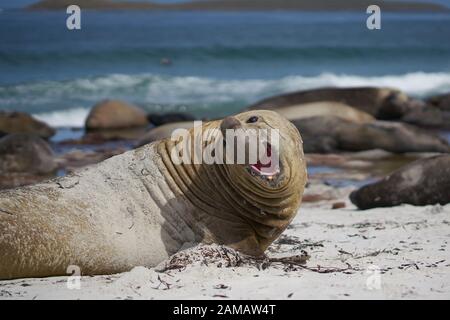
86 127 148 142
148 112 197 126
0 111 55 139
427 92 450 112
0 133 57 175
302 194 334 203
137 121 196 147
148 112 196 126
292 116 450 154
348 149 394 161
305 153 348 167
85 100 149 130
350 155 450 209
57 148 127 171
332 202 346 209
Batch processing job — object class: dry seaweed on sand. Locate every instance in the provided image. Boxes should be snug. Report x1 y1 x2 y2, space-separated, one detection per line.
155 244 357 275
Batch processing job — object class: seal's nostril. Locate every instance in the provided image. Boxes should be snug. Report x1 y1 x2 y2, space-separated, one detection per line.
220 116 241 132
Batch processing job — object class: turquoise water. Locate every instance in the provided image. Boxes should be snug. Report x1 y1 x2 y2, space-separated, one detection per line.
0 10 449 126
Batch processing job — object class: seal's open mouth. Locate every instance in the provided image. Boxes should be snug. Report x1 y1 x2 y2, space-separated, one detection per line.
250 143 280 179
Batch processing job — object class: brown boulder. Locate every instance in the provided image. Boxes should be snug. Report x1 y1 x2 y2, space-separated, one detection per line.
148 112 196 126
0 111 55 139
85 100 149 130
0 133 57 175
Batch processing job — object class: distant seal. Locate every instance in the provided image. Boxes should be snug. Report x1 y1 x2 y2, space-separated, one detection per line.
350 155 450 209
247 87 421 120
139 103 374 147
274 101 375 123
291 116 450 154
0 110 306 280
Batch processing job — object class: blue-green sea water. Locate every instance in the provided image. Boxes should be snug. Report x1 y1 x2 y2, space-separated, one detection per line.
0 8 449 127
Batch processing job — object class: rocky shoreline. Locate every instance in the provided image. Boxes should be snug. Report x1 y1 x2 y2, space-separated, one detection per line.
1 87 450 209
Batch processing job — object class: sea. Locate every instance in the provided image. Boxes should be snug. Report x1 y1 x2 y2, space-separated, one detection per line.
1 7 450 128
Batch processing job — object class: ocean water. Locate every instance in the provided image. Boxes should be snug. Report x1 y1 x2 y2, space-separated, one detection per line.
0 10 449 127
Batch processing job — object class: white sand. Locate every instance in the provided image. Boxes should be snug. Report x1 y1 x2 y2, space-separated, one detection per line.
1 199 449 300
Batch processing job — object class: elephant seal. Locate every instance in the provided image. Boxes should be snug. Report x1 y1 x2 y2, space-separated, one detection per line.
0 110 306 280
247 87 423 120
274 101 375 123
350 155 450 209
402 105 450 129
291 116 450 154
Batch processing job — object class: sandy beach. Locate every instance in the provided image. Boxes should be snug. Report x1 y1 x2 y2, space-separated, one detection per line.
1 189 448 300
1 1 450 301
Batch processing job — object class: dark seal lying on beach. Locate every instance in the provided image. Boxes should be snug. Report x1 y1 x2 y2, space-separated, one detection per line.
350 155 450 209
246 87 420 119
246 87 450 129
291 116 450 154
0 110 307 280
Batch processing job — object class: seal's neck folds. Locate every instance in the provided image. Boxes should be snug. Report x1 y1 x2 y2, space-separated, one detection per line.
156 120 306 256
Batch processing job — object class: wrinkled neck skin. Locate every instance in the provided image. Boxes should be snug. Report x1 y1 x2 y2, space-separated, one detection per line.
157 120 305 256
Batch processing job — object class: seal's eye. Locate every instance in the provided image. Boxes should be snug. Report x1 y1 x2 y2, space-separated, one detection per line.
246 116 259 124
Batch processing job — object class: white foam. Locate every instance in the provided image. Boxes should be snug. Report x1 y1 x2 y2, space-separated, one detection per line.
9 71 450 128
291 72 450 97
33 107 89 128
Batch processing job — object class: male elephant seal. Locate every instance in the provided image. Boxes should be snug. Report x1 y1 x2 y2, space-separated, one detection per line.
291 116 450 154
273 101 375 123
350 155 450 209
247 87 428 121
0 110 307 280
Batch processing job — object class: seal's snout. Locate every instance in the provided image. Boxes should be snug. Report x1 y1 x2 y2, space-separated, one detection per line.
220 116 241 136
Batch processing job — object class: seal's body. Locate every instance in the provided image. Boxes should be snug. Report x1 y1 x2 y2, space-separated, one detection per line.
0 144 195 279
246 87 419 120
274 102 375 123
350 155 450 209
0 111 307 280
